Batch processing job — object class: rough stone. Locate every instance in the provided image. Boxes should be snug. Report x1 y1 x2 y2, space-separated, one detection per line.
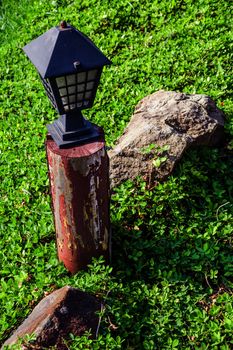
2 286 101 350
109 90 225 187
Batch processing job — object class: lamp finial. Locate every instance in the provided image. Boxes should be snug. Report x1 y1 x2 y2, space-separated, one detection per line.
60 20 67 29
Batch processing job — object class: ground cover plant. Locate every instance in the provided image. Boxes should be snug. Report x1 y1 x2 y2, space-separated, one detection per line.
0 0 233 348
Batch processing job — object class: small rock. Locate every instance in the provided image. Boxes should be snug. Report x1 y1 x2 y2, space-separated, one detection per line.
109 90 225 187
2 286 101 349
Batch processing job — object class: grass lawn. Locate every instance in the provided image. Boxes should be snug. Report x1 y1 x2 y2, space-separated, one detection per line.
0 0 233 348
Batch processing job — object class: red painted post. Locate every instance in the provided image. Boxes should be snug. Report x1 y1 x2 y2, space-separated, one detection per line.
45 128 110 274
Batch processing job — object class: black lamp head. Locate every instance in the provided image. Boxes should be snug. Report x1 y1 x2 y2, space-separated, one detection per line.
23 22 111 148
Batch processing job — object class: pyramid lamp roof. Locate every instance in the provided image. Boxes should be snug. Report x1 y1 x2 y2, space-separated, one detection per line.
23 22 111 78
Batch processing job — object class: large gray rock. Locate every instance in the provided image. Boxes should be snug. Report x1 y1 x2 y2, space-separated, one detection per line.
2 286 101 349
109 91 225 187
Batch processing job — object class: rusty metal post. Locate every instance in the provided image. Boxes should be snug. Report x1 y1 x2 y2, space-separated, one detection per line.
46 128 110 274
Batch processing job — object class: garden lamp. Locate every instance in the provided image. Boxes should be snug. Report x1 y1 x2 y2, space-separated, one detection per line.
23 21 111 148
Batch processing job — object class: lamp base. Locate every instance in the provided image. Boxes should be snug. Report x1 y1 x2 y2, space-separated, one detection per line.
47 115 101 148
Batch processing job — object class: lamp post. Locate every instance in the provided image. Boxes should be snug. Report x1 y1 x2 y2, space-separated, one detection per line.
23 21 111 273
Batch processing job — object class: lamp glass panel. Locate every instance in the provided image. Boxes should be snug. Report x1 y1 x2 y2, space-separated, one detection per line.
69 95 76 103
68 86 76 94
85 91 92 99
67 74 76 85
59 88 67 97
86 82 95 90
56 76 66 88
77 84 85 92
87 69 98 81
62 96 68 105
77 72 86 83
77 93 84 101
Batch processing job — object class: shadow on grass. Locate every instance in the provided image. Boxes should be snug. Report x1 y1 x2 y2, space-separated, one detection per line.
107 146 233 348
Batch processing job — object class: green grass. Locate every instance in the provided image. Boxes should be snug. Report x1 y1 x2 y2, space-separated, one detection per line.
0 0 233 348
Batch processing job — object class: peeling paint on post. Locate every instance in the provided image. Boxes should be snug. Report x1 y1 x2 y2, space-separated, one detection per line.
46 131 110 273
